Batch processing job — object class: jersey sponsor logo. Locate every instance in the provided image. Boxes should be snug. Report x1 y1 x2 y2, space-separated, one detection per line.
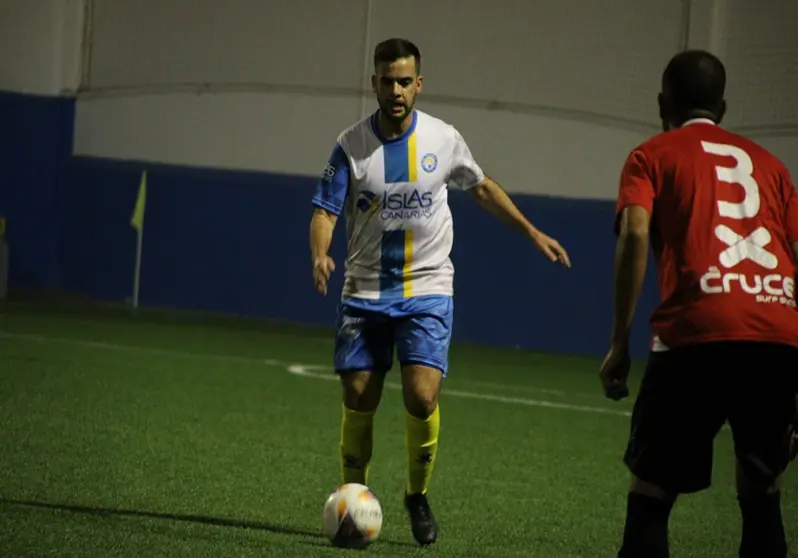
700 267 794 303
698 141 796 308
321 163 337 183
421 153 438 173
355 189 434 220
355 191 381 216
715 225 777 269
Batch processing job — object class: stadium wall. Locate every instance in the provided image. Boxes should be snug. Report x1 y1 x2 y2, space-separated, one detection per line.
9 1 798 358
0 0 82 288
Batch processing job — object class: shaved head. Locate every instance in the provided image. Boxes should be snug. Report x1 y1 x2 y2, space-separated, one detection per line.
659 50 727 130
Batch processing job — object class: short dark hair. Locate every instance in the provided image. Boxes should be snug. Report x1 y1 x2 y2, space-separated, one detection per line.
373 38 421 73
662 49 726 115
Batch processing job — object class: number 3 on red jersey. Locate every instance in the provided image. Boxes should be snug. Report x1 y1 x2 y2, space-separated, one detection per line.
699 141 794 304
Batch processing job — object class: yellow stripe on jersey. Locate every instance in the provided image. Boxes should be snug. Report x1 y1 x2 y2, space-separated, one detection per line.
407 131 418 183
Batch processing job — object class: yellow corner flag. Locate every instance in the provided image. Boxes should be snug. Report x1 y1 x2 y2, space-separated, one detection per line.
130 171 147 231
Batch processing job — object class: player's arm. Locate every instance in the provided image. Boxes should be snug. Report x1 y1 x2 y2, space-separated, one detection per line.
599 150 654 400
310 208 337 262
468 178 538 236
793 243 798 282
612 206 650 347
610 150 655 349
309 142 349 295
449 128 570 266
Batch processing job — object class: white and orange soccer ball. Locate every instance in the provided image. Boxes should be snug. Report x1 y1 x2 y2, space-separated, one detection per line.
322 483 383 548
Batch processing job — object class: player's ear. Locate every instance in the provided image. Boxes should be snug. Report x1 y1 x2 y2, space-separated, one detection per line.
416 75 423 93
371 74 377 93
716 99 727 125
657 92 672 131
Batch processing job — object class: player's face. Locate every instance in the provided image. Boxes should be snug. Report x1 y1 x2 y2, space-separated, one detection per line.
372 57 422 123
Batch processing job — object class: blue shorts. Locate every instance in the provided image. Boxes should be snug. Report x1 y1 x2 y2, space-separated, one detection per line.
333 295 454 376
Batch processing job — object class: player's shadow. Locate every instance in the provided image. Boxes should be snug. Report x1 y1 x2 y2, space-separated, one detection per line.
0 497 416 548
0 497 320 538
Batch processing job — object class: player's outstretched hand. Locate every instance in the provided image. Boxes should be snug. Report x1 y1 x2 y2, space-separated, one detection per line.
599 345 631 401
531 231 571 268
313 255 336 296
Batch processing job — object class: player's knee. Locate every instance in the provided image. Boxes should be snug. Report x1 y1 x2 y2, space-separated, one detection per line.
735 457 782 496
401 365 442 419
630 475 677 502
404 389 438 419
340 371 384 412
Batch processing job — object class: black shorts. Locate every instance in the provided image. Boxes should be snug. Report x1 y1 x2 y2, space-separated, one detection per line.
624 341 798 495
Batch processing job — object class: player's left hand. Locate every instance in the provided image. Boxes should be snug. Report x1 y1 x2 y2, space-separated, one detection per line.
599 344 631 401
313 255 336 297
531 231 571 268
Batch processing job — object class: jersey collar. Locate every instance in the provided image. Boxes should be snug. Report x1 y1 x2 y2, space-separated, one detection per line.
370 109 418 144
681 118 716 127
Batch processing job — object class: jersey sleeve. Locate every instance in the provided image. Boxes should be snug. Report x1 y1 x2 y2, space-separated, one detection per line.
447 127 485 190
615 148 655 234
311 142 350 215
782 169 798 244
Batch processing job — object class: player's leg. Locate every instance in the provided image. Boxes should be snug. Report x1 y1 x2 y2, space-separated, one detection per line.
395 295 453 546
727 342 798 558
617 344 726 558
401 363 442 496
333 303 394 486
338 371 386 486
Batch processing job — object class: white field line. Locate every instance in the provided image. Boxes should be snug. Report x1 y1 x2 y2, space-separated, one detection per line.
1 332 631 417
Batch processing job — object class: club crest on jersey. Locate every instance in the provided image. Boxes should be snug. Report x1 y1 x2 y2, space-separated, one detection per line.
420 153 438 173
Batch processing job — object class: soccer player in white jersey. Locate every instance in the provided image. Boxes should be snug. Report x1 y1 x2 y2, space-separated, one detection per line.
309 38 571 545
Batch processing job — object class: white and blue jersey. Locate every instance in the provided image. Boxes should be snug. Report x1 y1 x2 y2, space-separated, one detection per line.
312 109 484 374
312 109 484 301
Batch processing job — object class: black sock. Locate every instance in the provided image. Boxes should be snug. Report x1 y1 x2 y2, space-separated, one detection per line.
738 491 787 558
617 491 673 558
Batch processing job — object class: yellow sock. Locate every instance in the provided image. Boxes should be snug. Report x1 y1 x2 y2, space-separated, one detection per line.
405 404 440 495
340 404 375 485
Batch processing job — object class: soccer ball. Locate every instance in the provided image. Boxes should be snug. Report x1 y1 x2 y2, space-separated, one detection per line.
322 483 383 548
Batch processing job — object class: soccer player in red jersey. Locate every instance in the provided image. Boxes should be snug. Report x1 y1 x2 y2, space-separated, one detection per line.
599 49 798 558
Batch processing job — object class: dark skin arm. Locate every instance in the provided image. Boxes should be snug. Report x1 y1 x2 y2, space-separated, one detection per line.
791 242 798 463
793 242 798 283
610 205 651 346
599 205 650 400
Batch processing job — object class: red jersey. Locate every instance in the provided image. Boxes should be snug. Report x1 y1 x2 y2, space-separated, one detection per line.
616 118 798 350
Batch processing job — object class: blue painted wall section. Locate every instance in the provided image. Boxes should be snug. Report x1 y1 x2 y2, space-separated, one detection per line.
0 90 75 288
62 155 660 357
2 91 660 357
